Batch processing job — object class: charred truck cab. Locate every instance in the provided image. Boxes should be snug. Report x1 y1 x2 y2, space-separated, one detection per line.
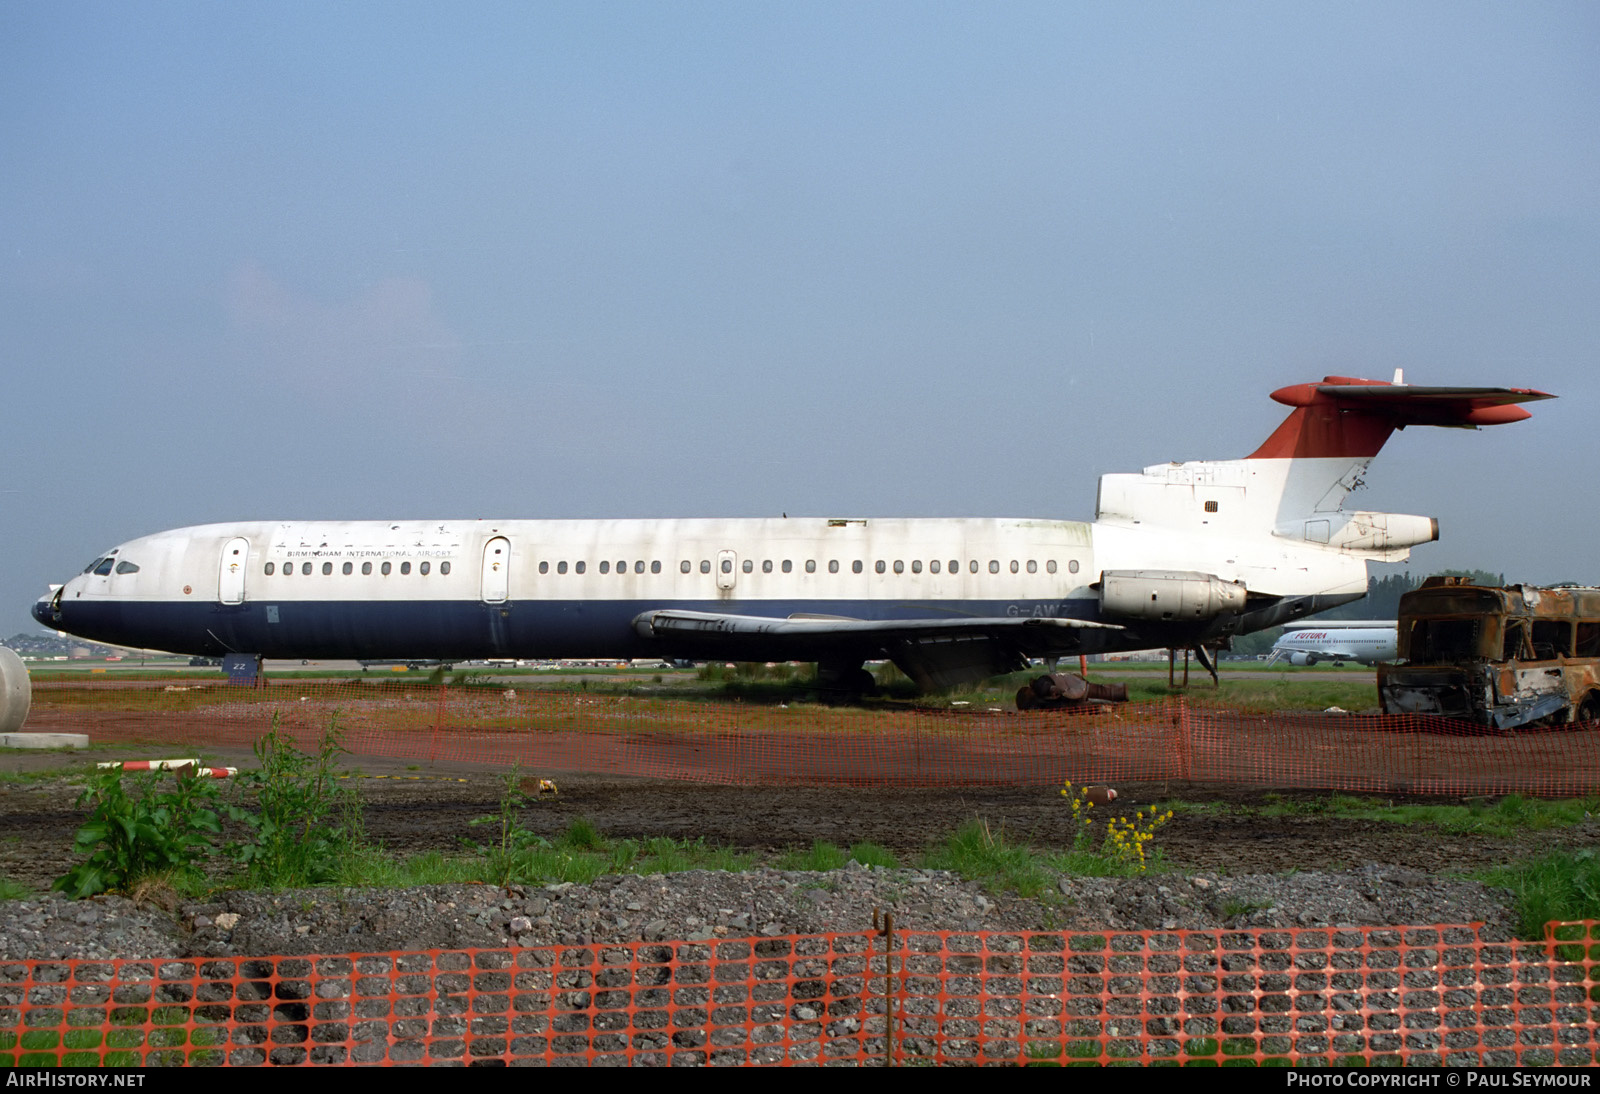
1378 577 1600 729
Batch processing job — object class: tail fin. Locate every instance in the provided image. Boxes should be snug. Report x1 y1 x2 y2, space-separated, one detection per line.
1095 376 1552 558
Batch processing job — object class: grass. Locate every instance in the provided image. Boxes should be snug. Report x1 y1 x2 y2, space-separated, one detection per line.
350 823 766 889
918 819 1057 897
1158 792 1599 839
2 1004 226 1067
776 840 900 872
1478 850 1600 940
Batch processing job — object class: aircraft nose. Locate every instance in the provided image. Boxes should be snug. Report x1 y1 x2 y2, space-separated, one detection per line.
33 589 60 628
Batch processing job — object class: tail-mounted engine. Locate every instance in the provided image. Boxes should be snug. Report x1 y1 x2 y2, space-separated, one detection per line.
1274 511 1438 558
1098 570 1248 622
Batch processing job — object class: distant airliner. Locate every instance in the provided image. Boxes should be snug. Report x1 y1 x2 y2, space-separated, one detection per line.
1267 620 1398 666
35 374 1550 692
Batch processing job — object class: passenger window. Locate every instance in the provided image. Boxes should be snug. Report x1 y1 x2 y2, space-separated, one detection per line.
969 560 979 573
636 561 645 574
875 561 886 574
382 562 392 575
320 562 331 575
616 560 625 573
302 563 313 575
782 560 792 573
400 562 411 575
721 559 732 574
700 560 711 574
681 560 691 573
575 561 586 574
853 560 863 574
743 559 753 573
362 562 372 575
828 560 839 574
930 560 940 574
990 560 1000 574
557 561 567 574
420 562 430 576
1010 560 1019 574
893 560 904 574
651 561 660 574
343 562 353 575
912 560 922 574
762 560 773 573
264 562 275 576
600 561 610 574
1027 560 1037 574
539 561 549 574
1068 560 1079 574
441 562 451 575
1047 560 1057 574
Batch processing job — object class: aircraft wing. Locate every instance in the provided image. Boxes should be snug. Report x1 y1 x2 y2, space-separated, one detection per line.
632 609 1124 690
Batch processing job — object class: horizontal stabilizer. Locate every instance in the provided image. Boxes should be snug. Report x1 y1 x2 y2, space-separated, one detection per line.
1250 376 1554 459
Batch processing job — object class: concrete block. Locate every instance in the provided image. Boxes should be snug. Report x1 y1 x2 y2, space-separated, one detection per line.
0 732 89 750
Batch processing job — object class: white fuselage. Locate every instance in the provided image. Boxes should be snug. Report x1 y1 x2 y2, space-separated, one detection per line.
41 510 1371 664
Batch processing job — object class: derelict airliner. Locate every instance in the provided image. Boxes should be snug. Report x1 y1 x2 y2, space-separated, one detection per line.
34 375 1551 691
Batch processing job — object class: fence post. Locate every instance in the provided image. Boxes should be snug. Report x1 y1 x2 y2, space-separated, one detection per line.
1177 696 1192 782
427 681 447 765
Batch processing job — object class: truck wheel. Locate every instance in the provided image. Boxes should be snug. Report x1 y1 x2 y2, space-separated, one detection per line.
1579 693 1600 725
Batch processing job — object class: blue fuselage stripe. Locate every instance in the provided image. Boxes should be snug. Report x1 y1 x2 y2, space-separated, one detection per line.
55 597 1107 660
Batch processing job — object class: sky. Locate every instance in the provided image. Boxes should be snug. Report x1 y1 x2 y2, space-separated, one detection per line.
3 2 1597 634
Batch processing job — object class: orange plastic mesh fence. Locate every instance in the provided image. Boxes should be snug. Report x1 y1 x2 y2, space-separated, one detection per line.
26 679 1600 793
4 924 1596 1066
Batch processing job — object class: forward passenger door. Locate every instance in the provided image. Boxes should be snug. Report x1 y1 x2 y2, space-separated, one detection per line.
481 537 510 603
218 538 249 605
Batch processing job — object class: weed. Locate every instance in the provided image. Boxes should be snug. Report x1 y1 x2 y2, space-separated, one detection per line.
467 767 549 886
564 816 604 851
0 875 29 900
228 715 363 888
1060 781 1174 873
1221 898 1273 919
53 768 222 899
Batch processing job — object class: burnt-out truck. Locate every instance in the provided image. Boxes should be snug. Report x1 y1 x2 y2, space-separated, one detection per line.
1378 577 1600 729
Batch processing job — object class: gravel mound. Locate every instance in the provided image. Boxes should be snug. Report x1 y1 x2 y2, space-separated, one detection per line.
0 864 1517 962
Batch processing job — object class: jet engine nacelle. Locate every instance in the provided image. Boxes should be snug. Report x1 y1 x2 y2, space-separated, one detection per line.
1287 651 1316 666
1275 511 1439 555
1099 570 1248 622
0 646 31 735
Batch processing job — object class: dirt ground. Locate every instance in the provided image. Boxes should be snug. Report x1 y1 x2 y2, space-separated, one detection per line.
2 741 1589 895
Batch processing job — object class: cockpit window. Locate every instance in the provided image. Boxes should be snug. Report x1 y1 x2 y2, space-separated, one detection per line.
83 558 105 574
93 558 115 576
114 561 140 575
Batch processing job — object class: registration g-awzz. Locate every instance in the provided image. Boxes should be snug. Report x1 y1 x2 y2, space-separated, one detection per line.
36 375 1551 693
